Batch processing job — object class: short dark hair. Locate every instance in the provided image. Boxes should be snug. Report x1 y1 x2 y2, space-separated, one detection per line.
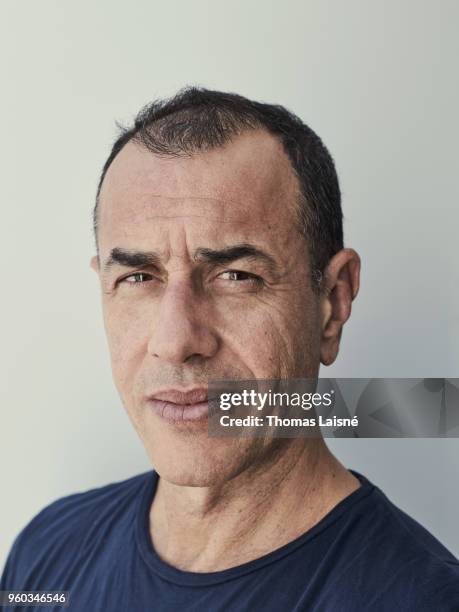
93 86 343 290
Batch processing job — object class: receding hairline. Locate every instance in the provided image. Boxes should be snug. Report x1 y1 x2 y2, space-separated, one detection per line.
96 124 297 202
95 126 305 233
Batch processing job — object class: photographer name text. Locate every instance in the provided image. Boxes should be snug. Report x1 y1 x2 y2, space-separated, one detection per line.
219 415 359 428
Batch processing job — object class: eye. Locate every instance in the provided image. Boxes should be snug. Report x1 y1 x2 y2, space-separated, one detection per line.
219 270 256 281
118 272 155 286
217 270 263 287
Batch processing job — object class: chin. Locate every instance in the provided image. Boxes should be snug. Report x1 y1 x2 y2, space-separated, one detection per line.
144 434 263 488
155 464 227 488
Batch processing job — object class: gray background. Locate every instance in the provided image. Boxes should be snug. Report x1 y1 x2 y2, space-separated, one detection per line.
0 0 458 565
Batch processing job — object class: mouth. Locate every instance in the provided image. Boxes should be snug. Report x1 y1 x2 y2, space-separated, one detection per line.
146 388 210 423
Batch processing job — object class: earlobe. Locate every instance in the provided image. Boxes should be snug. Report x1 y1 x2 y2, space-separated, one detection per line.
90 255 100 273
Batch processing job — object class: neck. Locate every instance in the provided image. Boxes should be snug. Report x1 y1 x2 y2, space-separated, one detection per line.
149 439 360 572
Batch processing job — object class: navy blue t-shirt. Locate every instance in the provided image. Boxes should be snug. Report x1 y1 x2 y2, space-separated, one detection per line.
2 469 459 611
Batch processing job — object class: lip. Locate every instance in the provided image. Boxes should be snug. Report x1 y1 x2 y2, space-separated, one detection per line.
146 387 209 423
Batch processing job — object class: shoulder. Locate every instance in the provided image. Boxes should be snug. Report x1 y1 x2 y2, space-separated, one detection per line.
371 485 458 564
348 476 459 610
1 470 154 589
17 469 153 538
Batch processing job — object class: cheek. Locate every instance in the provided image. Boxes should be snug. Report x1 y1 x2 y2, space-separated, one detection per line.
216 297 304 377
103 304 148 393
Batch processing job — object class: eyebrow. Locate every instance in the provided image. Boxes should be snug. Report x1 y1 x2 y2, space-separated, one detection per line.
103 247 162 275
194 244 278 274
102 243 279 277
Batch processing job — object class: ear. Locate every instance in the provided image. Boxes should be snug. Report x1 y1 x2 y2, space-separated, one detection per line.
90 255 100 274
319 248 360 366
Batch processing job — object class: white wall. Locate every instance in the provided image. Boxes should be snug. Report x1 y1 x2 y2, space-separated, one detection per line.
1 0 458 565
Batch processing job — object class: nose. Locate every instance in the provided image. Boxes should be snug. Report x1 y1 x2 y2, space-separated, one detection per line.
147 280 219 365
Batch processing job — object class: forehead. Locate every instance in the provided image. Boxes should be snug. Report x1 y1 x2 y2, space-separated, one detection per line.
97 129 301 253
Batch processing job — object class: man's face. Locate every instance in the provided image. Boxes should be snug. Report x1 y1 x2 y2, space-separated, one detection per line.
92 130 325 486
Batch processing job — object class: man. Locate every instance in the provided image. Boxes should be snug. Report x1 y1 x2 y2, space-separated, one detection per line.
1 87 458 611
